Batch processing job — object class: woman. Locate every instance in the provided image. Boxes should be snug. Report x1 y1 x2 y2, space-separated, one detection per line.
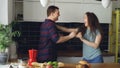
76 12 104 63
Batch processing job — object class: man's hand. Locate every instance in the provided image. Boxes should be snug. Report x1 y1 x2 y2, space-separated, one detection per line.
69 31 76 38
56 31 76 43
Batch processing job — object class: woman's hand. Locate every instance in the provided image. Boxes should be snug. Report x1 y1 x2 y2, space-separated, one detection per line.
76 32 83 41
76 32 82 38
76 32 102 49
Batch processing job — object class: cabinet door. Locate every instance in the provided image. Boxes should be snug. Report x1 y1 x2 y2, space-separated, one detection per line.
24 1 47 21
14 0 23 21
24 0 112 23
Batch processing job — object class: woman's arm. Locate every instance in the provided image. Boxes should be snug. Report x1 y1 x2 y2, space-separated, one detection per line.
56 25 78 33
76 32 102 49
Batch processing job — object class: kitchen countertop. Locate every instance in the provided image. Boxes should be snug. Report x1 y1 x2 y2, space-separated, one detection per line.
91 63 120 68
63 63 120 68
31 63 120 68
60 63 120 68
1 62 120 68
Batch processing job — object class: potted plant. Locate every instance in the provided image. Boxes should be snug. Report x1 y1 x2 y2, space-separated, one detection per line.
0 22 20 64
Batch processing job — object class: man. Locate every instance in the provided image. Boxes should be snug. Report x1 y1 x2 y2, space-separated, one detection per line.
37 5 77 62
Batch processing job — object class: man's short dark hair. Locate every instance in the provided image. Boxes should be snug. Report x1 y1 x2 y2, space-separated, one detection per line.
47 5 59 16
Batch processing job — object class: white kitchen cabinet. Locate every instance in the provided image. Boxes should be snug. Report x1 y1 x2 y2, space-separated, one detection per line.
23 0 47 22
23 0 112 23
103 56 114 63
14 0 23 21
57 57 82 63
57 56 114 63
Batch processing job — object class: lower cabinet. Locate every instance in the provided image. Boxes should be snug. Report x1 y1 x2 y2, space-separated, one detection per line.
57 56 114 63
103 56 114 63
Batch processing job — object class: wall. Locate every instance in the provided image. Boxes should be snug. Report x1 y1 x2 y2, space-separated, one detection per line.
0 0 8 25
0 0 13 25
8 0 13 24
23 0 112 23
112 0 120 10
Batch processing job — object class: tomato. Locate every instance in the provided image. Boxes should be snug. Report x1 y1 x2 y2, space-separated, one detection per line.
46 64 53 68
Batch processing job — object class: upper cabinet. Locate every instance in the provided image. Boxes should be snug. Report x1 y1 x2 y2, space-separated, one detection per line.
14 0 23 21
23 0 112 23
54 0 100 3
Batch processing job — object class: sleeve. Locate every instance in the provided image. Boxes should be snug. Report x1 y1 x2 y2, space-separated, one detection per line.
96 29 101 35
48 23 60 43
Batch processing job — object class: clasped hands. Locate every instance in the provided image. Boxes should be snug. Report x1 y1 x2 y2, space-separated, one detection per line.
69 31 83 41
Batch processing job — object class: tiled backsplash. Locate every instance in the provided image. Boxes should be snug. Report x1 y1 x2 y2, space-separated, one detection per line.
13 22 109 58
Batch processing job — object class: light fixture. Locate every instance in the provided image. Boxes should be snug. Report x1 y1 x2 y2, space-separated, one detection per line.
40 0 49 7
101 0 111 8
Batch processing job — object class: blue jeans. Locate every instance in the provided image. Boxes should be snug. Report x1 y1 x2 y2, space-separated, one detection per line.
83 55 104 63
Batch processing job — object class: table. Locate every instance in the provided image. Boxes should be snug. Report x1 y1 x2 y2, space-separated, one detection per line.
91 63 120 68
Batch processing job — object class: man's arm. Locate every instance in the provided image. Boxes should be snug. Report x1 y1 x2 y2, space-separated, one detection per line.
56 25 78 33
56 32 76 43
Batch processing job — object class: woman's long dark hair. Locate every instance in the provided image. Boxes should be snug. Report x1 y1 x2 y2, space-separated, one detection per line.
78 12 103 38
